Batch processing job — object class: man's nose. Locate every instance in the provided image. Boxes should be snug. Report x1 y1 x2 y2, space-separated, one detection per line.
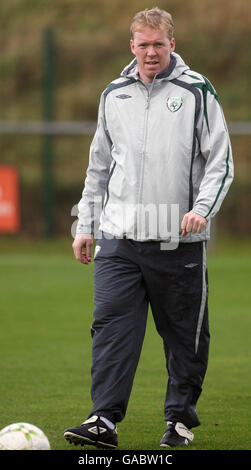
146 45 157 56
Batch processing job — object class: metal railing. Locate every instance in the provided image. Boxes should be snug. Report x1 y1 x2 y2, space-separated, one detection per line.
0 121 250 135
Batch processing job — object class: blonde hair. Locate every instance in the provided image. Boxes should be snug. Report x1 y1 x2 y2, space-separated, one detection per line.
130 7 174 40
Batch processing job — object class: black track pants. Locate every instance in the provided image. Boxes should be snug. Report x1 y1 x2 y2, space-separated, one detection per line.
89 234 210 429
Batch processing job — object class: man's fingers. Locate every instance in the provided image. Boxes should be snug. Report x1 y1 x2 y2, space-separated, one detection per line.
72 243 82 261
185 218 194 233
74 247 88 264
85 240 93 261
72 234 93 264
181 212 207 235
181 214 188 236
181 214 188 231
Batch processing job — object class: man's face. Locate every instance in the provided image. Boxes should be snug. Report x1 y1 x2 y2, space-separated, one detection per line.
130 27 175 83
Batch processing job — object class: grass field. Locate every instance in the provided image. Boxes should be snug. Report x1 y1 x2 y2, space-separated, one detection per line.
0 236 250 451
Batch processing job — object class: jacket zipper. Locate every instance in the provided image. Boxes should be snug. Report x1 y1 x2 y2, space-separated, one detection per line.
137 79 155 237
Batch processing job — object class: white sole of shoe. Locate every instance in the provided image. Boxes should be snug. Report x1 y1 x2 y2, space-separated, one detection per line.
64 431 117 449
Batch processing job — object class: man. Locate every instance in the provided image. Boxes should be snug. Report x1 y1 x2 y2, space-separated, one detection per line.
64 8 233 448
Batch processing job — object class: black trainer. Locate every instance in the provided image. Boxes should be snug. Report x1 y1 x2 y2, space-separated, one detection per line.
160 422 194 447
64 415 118 449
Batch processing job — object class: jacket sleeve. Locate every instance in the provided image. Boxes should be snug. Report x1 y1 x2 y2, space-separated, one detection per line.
76 92 113 235
192 82 234 220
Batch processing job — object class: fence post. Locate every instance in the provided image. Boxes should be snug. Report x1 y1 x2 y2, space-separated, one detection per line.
42 27 55 237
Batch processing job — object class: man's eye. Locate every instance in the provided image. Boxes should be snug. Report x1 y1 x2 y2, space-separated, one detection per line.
137 43 164 49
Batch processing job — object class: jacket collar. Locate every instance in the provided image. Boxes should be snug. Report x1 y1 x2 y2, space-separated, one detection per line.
121 52 190 82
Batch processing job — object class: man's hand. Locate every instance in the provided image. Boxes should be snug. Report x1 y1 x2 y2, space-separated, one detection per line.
72 234 93 264
181 211 207 236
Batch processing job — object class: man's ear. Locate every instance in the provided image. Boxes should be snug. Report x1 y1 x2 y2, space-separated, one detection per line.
170 37 175 53
130 39 136 56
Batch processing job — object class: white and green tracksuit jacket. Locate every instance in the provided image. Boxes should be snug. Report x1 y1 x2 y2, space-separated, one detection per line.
76 52 234 242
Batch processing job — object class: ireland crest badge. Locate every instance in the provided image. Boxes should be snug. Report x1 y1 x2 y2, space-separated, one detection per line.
167 96 183 112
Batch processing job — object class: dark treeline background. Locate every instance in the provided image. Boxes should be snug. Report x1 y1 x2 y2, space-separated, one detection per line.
0 0 250 237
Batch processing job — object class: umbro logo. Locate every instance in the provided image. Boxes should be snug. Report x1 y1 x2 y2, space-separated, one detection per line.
88 426 107 435
116 94 132 99
94 245 101 259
